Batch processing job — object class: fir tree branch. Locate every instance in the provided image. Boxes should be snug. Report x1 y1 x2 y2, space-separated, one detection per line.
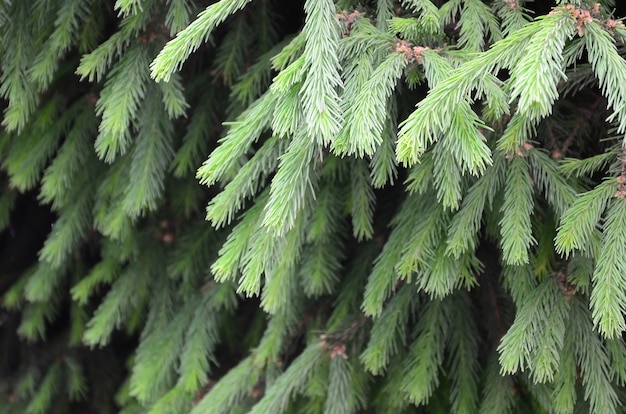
499 156 536 265
301 0 343 145
555 178 616 256
590 198 626 338
401 297 451 405
151 0 255 82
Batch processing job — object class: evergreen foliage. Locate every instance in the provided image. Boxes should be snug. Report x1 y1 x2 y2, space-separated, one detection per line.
3 0 626 413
